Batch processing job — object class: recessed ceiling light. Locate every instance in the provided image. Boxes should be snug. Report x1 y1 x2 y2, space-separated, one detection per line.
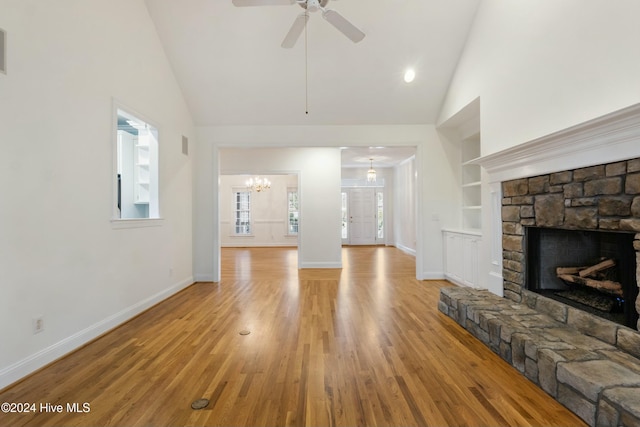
404 68 416 83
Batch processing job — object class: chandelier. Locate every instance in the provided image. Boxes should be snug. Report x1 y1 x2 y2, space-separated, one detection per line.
246 176 271 192
367 158 376 183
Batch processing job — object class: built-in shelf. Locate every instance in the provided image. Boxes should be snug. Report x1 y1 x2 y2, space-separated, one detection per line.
462 131 481 230
438 98 482 232
134 140 150 204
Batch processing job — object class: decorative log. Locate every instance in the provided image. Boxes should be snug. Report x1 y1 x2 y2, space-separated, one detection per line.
557 274 623 297
556 266 587 275
578 258 615 278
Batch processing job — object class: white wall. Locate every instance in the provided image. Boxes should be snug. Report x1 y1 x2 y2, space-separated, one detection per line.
0 0 195 388
394 158 417 255
439 0 640 154
221 147 342 270
220 174 299 247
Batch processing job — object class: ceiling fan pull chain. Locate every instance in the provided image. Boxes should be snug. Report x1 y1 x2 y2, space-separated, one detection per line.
305 11 309 115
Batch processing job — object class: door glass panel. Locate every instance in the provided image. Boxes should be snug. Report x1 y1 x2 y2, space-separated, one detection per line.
377 192 384 239
341 192 348 239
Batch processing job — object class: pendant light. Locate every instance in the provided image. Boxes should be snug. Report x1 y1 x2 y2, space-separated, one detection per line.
367 158 376 183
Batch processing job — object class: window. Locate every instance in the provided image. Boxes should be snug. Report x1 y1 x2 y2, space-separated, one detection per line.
115 108 159 219
377 191 384 239
287 189 299 234
234 191 251 234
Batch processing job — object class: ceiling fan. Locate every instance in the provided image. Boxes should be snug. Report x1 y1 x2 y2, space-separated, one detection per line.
232 0 365 48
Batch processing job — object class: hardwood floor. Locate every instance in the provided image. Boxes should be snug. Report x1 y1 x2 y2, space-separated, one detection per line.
0 246 586 426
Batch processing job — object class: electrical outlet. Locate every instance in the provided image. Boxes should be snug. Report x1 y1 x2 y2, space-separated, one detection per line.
33 316 44 334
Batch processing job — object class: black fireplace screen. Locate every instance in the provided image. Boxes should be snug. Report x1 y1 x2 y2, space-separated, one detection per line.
526 227 638 328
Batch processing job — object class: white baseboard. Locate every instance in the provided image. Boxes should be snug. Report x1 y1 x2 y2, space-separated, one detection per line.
423 271 445 280
221 243 298 248
299 262 343 269
193 274 214 282
395 243 416 256
443 273 466 287
0 277 194 390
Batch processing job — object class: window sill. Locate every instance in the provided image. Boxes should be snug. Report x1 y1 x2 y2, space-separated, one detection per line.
111 218 165 229
230 234 254 237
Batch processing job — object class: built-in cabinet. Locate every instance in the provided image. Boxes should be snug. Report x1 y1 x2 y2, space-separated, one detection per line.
438 99 483 288
443 230 482 288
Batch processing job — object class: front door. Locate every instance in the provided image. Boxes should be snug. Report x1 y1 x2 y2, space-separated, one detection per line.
346 188 377 245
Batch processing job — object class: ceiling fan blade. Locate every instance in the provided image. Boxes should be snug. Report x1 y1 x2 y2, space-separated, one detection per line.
322 9 365 43
281 13 308 48
232 0 295 6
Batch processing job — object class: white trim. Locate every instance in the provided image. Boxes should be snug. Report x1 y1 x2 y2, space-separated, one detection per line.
488 272 504 297
111 218 164 229
0 277 193 390
0 28 6 75
222 242 299 248
423 272 446 280
299 261 343 269
441 228 482 237
473 103 640 183
395 243 416 256
194 274 214 282
443 274 466 287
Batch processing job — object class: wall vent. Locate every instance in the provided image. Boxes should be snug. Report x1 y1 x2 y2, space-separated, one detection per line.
182 136 189 156
0 29 6 74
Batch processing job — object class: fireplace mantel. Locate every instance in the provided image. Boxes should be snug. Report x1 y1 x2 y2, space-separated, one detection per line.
472 103 640 183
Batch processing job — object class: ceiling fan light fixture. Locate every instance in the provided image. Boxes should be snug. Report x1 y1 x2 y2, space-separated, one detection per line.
404 68 416 83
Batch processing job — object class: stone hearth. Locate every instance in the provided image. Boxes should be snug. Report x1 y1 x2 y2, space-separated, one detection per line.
501 157 640 330
439 287 640 426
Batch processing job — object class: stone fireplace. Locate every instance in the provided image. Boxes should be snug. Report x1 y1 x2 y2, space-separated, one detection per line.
439 105 640 426
501 158 640 330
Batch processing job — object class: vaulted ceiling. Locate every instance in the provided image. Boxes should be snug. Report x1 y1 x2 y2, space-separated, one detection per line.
144 0 480 127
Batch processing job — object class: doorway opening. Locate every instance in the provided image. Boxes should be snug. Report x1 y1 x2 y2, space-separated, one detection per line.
219 173 300 249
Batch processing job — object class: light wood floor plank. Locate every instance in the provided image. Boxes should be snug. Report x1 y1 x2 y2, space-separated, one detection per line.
0 246 586 426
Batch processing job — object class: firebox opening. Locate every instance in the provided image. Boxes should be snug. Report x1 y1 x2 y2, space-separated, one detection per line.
526 227 639 328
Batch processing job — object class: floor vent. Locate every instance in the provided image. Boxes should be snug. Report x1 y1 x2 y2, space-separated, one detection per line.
182 135 188 156
0 29 6 74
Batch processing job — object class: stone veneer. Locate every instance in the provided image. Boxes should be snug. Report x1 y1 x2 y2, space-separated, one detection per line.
501 157 640 330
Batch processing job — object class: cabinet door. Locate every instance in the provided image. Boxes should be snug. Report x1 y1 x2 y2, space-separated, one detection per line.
462 236 479 288
444 232 463 283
